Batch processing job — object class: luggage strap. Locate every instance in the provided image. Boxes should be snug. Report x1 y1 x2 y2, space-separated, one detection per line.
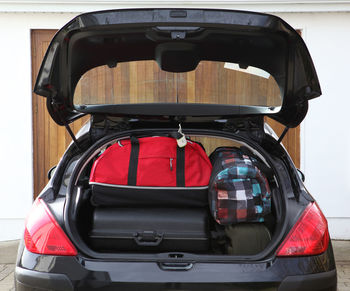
127 136 186 187
128 136 140 186
176 146 185 187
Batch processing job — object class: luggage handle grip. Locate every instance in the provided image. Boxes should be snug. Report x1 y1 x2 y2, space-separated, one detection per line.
133 231 163 246
159 262 194 271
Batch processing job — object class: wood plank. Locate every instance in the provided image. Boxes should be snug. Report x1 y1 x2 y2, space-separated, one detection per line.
31 30 89 198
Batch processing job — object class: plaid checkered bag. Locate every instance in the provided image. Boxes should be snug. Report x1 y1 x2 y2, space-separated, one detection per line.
209 147 271 225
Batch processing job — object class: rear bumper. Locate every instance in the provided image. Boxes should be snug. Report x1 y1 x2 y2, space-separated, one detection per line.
15 267 74 291
15 265 337 291
15 242 337 291
278 269 337 290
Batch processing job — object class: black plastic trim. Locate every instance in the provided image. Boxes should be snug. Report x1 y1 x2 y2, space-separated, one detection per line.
15 266 74 291
278 269 337 291
76 103 279 117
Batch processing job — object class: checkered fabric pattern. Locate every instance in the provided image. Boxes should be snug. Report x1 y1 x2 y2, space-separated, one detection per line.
209 148 271 225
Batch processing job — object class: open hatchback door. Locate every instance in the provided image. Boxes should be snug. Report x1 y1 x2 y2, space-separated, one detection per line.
34 8 321 128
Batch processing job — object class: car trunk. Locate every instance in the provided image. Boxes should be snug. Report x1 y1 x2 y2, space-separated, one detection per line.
31 8 315 260
65 124 285 260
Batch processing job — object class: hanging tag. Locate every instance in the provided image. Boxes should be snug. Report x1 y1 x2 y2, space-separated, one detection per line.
177 135 187 148
177 124 187 148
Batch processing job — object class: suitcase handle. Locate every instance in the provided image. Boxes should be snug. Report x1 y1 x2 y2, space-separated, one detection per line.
133 231 163 246
159 262 194 271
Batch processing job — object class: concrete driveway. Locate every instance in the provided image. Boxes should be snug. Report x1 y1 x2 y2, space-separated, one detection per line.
1 240 349 290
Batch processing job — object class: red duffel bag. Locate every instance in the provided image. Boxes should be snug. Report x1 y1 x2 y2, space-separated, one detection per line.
89 136 212 207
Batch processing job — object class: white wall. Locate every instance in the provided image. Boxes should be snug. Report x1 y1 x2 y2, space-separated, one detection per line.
274 13 350 239
0 7 349 240
0 13 77 241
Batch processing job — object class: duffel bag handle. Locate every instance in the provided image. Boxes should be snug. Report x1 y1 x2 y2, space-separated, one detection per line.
133 231 163 246
127 134 186 187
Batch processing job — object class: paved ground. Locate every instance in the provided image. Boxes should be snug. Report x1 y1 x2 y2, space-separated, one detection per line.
0 240 17 291
335 240 350 291
0 240 349 290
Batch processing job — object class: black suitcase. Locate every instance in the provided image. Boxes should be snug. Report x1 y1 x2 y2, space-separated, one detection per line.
89 208 210 252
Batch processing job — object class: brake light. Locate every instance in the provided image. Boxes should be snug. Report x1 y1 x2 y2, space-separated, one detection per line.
277 202 329 256
24 198 77 256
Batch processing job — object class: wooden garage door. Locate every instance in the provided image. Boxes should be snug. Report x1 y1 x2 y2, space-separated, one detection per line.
31 29 300 198
31 30 89 198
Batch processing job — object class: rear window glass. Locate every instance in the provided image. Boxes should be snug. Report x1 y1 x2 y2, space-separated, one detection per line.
74 60 282 108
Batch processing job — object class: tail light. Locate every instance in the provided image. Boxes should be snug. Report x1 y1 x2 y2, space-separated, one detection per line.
24 198 77 256
277 202 329 257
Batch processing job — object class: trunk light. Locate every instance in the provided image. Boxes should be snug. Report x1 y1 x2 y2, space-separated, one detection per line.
277 202 329 257
24 198 77 256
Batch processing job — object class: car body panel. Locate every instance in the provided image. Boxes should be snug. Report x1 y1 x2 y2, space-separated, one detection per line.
34 8 321 127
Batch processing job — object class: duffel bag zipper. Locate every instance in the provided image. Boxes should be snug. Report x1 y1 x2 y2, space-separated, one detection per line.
170 158 174 171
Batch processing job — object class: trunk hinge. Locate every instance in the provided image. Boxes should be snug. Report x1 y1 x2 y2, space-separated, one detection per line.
278 126 289 144
224 118 264 143
224 117 263 133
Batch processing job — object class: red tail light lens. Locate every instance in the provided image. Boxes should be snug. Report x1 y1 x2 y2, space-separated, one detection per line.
24 198 77 256
277 202 329 257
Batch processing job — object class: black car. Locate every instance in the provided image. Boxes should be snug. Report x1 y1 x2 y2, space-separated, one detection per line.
15 8 337 291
